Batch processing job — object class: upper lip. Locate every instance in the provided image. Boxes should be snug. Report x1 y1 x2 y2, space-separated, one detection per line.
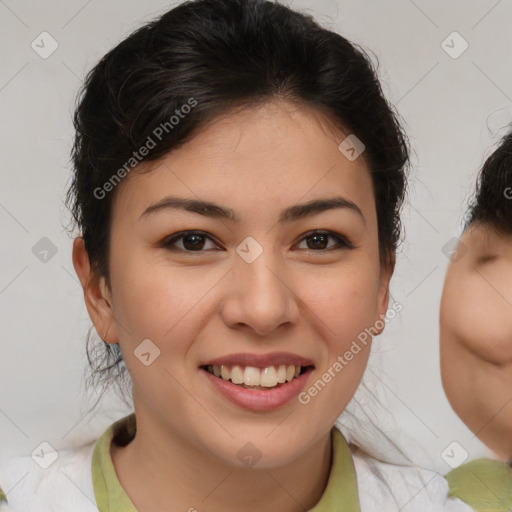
200 352 314 368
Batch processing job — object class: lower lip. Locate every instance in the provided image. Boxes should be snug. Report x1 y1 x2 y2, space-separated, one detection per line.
201 367 313 412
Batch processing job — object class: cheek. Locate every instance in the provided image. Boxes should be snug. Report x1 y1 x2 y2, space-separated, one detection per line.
293 264 381 398
303 262 381 335
109 247 222 351
297 268 378 415
443 267 512 365
108 257 223 406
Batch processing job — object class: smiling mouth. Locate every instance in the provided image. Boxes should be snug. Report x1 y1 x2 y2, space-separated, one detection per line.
201 364 313 390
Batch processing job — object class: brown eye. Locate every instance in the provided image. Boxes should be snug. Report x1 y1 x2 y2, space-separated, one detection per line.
162 231 220 252
295 231 354 252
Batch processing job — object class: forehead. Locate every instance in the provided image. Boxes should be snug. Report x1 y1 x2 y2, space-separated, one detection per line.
111 100 376 225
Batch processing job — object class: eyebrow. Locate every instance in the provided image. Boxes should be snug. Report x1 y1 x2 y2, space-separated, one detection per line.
139 195 365 225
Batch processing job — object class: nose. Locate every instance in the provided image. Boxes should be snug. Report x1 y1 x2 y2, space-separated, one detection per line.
220 247 300 337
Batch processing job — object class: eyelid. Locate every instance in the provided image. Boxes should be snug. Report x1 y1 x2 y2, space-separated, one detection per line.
475 254 498 265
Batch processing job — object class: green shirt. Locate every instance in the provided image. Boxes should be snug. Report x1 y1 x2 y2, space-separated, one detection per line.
446 457 512 512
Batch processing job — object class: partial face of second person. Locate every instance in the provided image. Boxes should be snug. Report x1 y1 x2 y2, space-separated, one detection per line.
74 100 391 470
441 222 512 459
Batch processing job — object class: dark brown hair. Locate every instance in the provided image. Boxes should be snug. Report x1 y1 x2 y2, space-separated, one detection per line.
466 129 512 234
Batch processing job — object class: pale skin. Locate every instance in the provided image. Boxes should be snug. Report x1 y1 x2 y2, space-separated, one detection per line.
440 222 512 460
73 100 392 511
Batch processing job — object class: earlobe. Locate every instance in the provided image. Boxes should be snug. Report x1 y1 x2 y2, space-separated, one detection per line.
72 236 116 343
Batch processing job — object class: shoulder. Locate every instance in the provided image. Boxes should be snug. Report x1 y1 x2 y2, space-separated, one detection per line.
445 458 512 512
350 446 475 512
0 441 98 512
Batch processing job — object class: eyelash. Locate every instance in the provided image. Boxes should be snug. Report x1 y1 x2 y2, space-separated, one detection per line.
161 230 355 254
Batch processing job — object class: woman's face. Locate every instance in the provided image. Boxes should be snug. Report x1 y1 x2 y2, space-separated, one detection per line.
440 222 512 458
76 100 391 467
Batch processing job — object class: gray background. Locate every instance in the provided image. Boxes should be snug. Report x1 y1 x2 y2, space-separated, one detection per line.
0 0 510 474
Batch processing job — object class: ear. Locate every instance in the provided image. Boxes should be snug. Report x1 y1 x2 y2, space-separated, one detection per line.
373 253 394 335
72 237 117 344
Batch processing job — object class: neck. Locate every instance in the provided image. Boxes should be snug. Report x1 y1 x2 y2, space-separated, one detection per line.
111 410 333 512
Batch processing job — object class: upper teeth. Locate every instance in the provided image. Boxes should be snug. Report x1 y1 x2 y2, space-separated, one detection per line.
207 364 302 387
